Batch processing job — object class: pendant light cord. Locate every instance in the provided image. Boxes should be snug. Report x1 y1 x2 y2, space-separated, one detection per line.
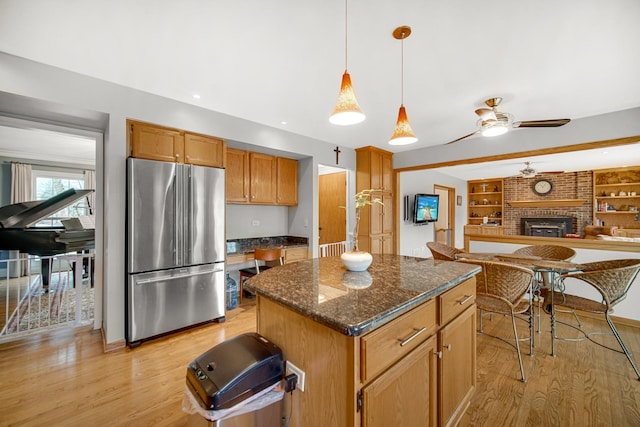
344 0 349 71
401 34 404 105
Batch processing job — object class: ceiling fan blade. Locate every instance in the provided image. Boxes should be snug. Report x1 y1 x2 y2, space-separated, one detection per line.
445 130 479 145
513 119 571 128
474 108 496 121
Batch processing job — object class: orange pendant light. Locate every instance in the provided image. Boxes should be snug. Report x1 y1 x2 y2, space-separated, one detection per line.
329 0 365 126
389 26 417 145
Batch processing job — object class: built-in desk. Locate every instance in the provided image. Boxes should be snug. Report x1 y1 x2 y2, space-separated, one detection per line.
245 255 481 427
225 236 308 265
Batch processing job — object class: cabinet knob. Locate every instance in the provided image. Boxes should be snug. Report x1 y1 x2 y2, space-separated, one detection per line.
175 153 180 158
434 350 443 359
443 343 452 351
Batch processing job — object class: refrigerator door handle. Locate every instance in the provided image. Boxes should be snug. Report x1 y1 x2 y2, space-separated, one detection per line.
172 172 180 266
135 267 223 285
187 167 194 265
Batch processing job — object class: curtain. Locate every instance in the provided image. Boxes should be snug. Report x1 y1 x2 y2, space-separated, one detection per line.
10 162 32 276
84 169 96 215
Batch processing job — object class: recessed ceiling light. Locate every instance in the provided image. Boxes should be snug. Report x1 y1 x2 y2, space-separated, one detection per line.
281 121 287 125
192 93 201 99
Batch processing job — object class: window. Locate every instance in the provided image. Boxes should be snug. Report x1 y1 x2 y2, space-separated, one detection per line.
32 170 88 227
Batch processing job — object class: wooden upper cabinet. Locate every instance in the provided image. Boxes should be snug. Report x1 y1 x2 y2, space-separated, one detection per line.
129 120 225 167
226 148 250 203
356 146 394 254
184 133 225 168
276 157 298 205
249 152 277 204
225 149 298 206
130 122 184 163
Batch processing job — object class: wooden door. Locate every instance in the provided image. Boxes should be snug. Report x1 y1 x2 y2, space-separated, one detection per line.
225 148 249 203
362 336 437 427
434 186 454 245
319 172 346 245
439 305 476 427
184 133 225 168
130 122 184 163
276 157 298 205
249 152 277 204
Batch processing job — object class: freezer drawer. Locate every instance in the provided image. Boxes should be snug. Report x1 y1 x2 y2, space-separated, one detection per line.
128 263 225 343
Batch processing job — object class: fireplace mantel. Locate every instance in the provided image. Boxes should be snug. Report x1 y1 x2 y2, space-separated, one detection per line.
507 199 588 208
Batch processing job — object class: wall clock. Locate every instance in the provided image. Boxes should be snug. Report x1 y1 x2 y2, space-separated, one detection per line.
532 179 553 195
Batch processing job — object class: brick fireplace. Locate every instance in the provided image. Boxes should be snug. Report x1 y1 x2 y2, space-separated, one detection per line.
503 171 593 236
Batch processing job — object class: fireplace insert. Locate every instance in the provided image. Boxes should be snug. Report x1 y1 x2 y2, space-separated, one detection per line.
521 217 574 238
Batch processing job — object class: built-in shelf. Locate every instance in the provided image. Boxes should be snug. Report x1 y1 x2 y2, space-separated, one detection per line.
507 199 588 208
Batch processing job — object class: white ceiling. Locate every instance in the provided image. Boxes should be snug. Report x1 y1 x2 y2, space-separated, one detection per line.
1 0 639 176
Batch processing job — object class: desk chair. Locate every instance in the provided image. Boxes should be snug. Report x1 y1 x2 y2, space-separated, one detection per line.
319 241 350 257
460 259 535 382
238 248 283 303
543 259 640 380
427 242 463 261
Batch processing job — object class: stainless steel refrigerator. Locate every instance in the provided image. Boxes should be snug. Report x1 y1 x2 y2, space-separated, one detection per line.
126 157 225 345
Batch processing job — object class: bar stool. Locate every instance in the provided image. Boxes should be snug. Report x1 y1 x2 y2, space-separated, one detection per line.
238 248 283 303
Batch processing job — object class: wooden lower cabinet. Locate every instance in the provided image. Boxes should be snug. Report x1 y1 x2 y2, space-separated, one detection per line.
256 277 476 427
283 247 307 264
363 336 438 427
439 304 476 426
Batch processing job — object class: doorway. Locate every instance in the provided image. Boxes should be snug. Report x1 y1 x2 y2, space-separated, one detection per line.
318 165 347 246
434 185 455 246
0 117 100 340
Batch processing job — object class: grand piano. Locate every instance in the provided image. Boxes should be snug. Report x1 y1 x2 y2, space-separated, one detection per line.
0 188 95 288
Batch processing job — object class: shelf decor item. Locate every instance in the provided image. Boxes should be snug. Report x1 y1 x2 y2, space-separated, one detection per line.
341 189 382 271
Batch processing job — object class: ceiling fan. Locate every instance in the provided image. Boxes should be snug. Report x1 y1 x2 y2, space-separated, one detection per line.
519 162 537 178
446 97 571 145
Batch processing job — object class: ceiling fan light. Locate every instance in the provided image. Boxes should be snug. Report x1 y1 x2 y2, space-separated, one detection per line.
389 105 418 145
481 123 508 137
329 72 365 126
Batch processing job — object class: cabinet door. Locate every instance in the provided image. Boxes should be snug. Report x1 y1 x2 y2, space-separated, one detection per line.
250 152 277 204
276 157 298 205
184 133 225 168
438 305 476 427
130 122 184 163
225 148 249 203
362 335 437 427
369 235 393 255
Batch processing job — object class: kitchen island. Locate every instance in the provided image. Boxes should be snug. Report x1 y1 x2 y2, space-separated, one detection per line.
245 254 481 427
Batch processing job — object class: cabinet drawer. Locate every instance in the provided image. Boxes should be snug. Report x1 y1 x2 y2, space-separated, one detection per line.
361 299 436 383
439 278 476 326
283 247 307 264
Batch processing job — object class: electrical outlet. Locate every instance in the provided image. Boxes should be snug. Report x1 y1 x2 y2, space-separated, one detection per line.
252 220 260 226
286 360 305 392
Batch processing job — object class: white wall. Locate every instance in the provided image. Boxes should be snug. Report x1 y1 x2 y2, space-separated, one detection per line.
226 205 289 239
399 169 467 256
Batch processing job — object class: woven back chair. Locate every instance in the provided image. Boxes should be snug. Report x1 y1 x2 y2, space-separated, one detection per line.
459 259 535 382
513 245 576 261
545 258 640 379
427 242 463 261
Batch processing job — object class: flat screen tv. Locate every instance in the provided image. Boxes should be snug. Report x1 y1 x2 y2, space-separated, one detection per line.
414 193 439 224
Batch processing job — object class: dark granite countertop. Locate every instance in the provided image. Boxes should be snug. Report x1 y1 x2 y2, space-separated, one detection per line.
226 236 308 255
244 254 481 337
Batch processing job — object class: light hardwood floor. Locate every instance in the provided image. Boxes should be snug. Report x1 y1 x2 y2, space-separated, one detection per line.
1 302 639 426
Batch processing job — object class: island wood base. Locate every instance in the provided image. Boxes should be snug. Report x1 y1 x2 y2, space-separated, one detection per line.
255 276 477 427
